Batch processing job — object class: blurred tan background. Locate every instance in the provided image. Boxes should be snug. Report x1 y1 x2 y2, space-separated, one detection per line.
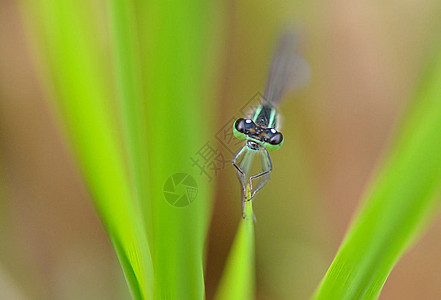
2 0 441 299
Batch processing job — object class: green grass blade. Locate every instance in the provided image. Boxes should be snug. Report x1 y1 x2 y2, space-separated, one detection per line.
313 49 441 299
215 200 255 300
108 0 153 243
19 2 153 299
133 1 217 299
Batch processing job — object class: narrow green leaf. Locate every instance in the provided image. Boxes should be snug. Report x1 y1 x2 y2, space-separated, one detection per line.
107 0 154 296
19 2 153 299
215 200 255 300
314 48 441 299
108 0 153 252
133 1 218 299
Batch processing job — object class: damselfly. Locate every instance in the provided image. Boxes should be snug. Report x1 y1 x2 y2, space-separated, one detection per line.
232 32 309 218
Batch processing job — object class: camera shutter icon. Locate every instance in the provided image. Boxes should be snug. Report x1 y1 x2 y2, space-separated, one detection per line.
163 173 198 207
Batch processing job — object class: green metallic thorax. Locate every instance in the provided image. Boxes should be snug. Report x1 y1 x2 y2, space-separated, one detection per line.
252 104 277 128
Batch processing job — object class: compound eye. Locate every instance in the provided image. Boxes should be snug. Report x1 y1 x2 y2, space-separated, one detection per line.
243 119 255 130
234 118 246 133
268 130 283 145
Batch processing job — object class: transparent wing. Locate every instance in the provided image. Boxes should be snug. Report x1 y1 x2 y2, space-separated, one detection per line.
263 31 311 106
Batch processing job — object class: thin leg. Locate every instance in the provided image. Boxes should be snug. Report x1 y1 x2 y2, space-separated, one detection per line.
232 145 247 176
232 146 248 195
232 146 249 218
232 146 272 220
248 147 273 200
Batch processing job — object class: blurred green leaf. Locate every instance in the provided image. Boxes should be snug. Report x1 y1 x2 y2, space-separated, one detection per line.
20 1 153 299
314 49 441 299
21 0 225 297
215 200 255 300
133 1 218 298
108 0 151 230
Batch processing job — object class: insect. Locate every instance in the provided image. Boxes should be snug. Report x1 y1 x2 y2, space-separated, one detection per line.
232 32 309 218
